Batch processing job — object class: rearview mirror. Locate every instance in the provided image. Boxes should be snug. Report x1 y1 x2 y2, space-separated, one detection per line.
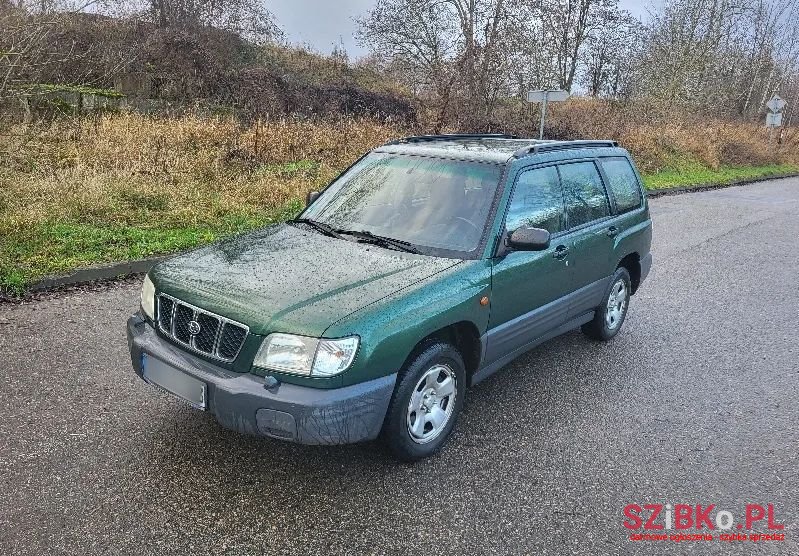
306 191 320 207
508 226 550 251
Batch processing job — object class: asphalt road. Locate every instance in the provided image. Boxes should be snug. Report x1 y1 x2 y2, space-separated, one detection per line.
2 178 798 555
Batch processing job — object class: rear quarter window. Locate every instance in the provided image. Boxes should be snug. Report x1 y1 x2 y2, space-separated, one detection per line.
600 157 643 213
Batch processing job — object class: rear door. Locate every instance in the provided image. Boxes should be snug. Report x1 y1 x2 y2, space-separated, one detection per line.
557 160 617 319
597 155 649 249
485 165 572 364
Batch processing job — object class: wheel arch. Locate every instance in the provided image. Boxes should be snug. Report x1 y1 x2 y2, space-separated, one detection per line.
400 321 482 384
617 252 641 294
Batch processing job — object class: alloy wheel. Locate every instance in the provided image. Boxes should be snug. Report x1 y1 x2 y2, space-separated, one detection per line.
406 364 457 444
605 279 628 331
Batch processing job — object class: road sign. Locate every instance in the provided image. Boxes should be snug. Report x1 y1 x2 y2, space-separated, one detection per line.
766 95 786 113
526 89 570 139
527 89 569 103
766 112 783 127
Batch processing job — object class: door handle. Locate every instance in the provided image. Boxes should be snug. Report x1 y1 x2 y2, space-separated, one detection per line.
606 226 619 238
553 245 569 260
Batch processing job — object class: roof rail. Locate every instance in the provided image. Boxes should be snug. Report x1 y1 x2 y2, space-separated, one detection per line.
512 140 618 158
385 133 518 145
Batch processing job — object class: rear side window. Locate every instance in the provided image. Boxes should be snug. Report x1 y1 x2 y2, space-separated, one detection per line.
505 166 565 233
601 157 643 212
558 162 609 227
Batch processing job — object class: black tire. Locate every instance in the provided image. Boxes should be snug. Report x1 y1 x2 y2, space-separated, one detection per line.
582 267 632 341
381 341 466 462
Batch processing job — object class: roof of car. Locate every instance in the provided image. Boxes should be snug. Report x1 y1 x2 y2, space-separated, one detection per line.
374 134 621 164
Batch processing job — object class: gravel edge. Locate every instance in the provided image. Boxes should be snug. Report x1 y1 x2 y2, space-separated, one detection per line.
644 171 799 197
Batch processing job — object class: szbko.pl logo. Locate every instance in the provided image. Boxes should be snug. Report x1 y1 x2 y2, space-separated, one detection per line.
624 503 785 543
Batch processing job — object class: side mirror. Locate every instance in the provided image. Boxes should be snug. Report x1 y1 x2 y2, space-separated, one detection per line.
508 226 550 251
306 191 320 207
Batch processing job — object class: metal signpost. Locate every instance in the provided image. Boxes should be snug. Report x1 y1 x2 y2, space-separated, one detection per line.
765 94 787 142
766 94 787 114
766 112 783 127
527 89 569 139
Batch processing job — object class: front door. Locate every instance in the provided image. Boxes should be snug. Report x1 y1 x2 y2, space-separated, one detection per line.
485 165 572 365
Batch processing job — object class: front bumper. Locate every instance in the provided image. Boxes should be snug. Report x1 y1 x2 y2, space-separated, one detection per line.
127 314 396 445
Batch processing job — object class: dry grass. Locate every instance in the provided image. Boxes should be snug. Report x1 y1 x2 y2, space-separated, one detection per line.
0 114 405 292
0 114 404 229
1 109 798 293
547 98 799 174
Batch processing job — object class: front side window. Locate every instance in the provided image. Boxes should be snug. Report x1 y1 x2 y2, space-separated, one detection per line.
302 153 502 255
505 166 565 233
559 161 610 228
600 157 643 212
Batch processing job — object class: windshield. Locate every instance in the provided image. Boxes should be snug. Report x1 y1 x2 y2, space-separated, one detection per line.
300 153 503 256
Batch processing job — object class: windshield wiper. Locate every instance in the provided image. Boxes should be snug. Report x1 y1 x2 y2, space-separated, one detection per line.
291 219 420 253
289 218 348 240
339 229 421 254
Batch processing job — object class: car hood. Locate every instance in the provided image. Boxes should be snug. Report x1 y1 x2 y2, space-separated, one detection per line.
151 223 461 336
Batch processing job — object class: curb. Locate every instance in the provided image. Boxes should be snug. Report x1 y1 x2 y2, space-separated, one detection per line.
28 256 168 292
645 172 799 198
17 171 799 296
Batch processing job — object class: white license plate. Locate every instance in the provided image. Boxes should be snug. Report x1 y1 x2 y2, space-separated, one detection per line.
142 354 207 410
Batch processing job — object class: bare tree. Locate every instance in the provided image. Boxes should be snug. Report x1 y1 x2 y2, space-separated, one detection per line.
580 8 643 97
633 0 799 116
0 3 68 106
357 0 459 129
357 0 519 128
146 0 280 43
519 0 621 93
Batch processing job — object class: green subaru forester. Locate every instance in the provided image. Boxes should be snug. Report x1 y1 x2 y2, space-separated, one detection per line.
127 134 652 461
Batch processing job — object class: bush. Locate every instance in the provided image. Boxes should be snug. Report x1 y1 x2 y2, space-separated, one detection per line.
495 98 799 174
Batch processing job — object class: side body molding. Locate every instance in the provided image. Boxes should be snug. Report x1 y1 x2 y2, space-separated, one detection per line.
474 276 612 385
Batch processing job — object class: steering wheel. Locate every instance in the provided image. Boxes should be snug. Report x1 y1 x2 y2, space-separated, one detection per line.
451 216 481 237
426 216 481 249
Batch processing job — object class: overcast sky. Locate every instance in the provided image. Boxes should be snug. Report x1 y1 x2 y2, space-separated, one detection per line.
268 0 658 59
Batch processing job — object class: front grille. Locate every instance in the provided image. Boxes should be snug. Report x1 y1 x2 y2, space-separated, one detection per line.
156 293 249 363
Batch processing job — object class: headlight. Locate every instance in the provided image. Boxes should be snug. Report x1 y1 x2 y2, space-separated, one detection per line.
253 333 359 377
255 333 318 375
141 274 155 320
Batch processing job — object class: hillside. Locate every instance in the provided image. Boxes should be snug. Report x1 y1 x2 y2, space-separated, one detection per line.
1 13 416 123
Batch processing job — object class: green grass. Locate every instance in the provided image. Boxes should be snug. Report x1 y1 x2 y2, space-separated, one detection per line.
642 163 799 190
259 160 321 179
0 200 303 296
2 162 798 297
